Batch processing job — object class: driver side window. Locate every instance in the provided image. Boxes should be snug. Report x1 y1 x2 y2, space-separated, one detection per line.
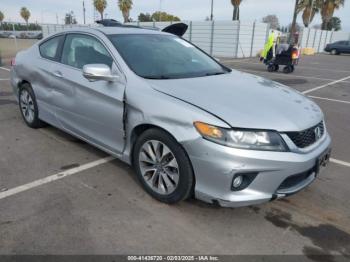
61 34 113 69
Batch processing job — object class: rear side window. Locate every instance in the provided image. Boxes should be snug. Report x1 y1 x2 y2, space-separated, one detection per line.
39 35 64 61
335 41 346 45
61 34 113 69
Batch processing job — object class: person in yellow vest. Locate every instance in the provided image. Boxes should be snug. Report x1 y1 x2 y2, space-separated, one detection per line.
260 30 275 63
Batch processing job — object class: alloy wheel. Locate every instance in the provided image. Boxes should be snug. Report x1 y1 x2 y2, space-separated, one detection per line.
20 89 35 123
138 140 180 195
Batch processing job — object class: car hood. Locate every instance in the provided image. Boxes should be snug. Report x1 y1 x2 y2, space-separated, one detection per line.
147 70 323 132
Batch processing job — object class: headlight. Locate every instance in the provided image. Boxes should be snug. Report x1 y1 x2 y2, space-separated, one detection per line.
194 122 288 151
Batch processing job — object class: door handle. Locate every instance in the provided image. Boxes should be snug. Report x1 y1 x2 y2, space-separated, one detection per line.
53 71 63 78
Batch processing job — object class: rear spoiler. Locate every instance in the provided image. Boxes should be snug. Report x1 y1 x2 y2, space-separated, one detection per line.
96 19 188 37
162 23 188 37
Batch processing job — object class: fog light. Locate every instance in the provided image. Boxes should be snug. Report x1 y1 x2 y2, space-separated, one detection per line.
232 175 243 188
231 172 259 191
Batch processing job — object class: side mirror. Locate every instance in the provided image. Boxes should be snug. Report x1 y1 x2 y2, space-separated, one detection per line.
83 64 120 82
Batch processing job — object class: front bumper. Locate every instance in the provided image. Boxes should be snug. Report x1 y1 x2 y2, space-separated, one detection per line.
182 132 331 207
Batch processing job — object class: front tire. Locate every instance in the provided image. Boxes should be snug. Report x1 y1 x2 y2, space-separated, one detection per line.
330 49 339 55
133 128 194 204
18 83 45 128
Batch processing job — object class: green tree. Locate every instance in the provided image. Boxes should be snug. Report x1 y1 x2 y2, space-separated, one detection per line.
0 22 41 31
20 7 31 28
320 0 344 30
138 12 152 22
0 11 4 25
118 0 133 23
65 11 77 25
262 15 280 30
231 0 243 21
326 16 341 30
93 0 107 20
151 12 180 22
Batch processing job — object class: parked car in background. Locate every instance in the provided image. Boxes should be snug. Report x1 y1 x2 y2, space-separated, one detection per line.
10 25 331 207
19 32 43 40
325 41 350 55
0 31 12 38
0 31 42 39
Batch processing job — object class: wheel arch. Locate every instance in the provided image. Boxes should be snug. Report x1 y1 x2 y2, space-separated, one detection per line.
17 79 32 90
129 123 181 164
129 123 196 195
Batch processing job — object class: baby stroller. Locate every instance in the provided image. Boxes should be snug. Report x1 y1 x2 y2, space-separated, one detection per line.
266 45 299 74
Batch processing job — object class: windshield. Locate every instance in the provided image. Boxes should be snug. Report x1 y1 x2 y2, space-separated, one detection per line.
109 34 230 79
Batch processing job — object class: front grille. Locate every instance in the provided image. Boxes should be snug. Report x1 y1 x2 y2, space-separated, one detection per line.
278 168 314 190
286 121 324 148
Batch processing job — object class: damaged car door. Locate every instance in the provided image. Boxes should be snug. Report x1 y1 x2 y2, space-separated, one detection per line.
50 33 126 154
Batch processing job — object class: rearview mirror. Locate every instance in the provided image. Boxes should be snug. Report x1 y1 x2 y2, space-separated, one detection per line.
83 64 119 82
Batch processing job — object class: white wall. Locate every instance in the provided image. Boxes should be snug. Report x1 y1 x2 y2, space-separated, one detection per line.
40 22 350 57
128 21 268 58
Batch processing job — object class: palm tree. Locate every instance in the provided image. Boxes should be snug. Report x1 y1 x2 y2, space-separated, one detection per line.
0 11 4 29
327 16 341 30
93 0 107 20
289 0 300 43
118 0 133 23
320 0 344 30
297 0 322 27
231 0 243 21
20 7 31 28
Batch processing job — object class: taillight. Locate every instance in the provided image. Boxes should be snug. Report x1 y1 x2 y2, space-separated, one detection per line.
292 50 299 60
10 58 16 66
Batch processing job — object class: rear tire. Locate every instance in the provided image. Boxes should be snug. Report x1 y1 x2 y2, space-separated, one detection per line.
283 66 292 74
267 64 275 72
132 128 194 204
18 83 46 128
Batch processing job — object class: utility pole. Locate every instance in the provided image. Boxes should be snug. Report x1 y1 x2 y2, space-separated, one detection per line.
83 1 86 24
210 0 214 21
159 0 162 22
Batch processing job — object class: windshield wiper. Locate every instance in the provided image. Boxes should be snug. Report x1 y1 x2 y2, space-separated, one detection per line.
205 72 226 76
143 75 171 80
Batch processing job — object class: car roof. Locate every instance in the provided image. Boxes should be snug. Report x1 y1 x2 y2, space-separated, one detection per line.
60 26 169 36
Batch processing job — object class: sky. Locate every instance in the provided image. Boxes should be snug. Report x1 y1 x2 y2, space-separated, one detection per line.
1 0 350 31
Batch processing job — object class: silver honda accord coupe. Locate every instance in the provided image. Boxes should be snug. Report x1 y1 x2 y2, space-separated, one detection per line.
10 25 331 207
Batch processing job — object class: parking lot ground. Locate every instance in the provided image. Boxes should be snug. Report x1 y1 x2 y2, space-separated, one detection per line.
309 82 350 103
0 54 350 258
